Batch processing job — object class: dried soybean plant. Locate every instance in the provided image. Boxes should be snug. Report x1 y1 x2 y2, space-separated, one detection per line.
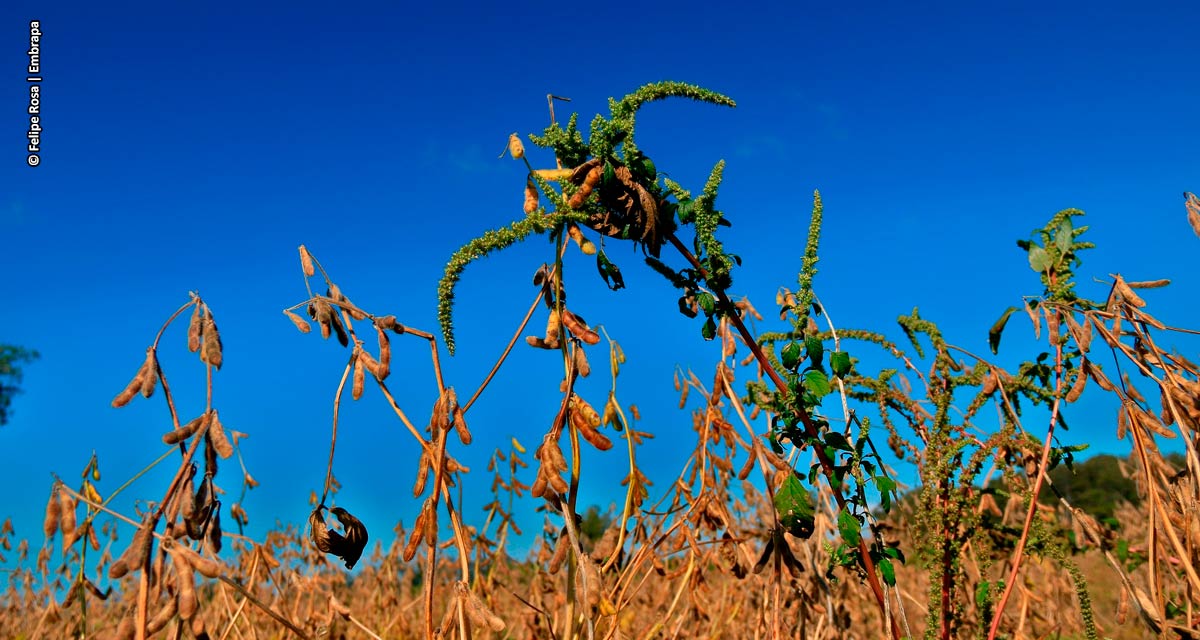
5 84 1196 640
29 292 292 640
283 244 509 640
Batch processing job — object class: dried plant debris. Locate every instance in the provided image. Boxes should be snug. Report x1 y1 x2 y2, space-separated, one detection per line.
185 474 216 541
308 505 369 569
1187 191 1200 238
308 297 349 347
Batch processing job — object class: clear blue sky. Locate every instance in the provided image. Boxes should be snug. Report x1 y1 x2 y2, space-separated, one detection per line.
3 1 1198 562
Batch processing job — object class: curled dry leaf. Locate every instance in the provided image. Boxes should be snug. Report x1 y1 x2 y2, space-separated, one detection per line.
285 310 311 333
308 505 369 569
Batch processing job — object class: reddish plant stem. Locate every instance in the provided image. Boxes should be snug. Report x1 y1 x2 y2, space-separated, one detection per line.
986 307 1066 640
665 232 900 639
940 477 954 640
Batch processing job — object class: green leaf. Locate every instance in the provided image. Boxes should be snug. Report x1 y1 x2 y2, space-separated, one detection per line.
701 317 716 340
768 431 784 455
595 250 625 291
774 474 815 539
638 156 657 182
878 557 896 586
676 198 694 224
781 341 802 370
696 292 716 315
837 508 861 546
830 351 851 377
802 370 830 398
824 432 853 452
874 475 896 512
1028 245 1051 272
804 336 824 368
1055 218 1073 254
873 475 896 494
988 306 1019 355
975 581 992 609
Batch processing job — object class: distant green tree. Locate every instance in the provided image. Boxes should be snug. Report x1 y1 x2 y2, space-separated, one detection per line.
579 505 613 547
1042 454 1139 520
0 344 39 426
